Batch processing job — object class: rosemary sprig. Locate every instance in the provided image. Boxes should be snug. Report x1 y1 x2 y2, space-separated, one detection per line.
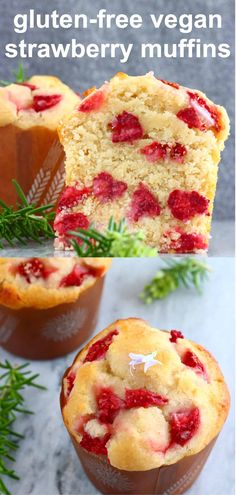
140 258 210 303
0 180 56 248
0 63 26 87
70 217 157 257
0 360 46 495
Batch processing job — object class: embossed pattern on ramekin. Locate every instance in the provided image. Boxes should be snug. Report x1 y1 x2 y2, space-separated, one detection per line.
42 307 87 342
83 454 134 492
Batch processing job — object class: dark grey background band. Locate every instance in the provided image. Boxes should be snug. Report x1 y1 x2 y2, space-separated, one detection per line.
0 0 234 219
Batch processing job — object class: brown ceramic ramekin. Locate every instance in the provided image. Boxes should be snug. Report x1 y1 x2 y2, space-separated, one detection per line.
0 277 104 360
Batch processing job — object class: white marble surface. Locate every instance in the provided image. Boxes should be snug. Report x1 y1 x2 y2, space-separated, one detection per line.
0 258 234 495
0 220 234 258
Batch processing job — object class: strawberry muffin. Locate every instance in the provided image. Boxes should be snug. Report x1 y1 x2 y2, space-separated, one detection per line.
0 76 80 206
61 318 230 495
54 72 229 253
0 257 110 359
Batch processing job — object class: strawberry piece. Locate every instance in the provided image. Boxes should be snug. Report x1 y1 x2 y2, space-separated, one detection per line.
168 190 209 221
160 79 179 89
129 183 161 222
66 370 76 398
93 172 127 203
79 90 105 112
97 388 124 424
169 143 187 163
177 107 205 130
80 431 111 456
176 231 207 253
140 142 169 162
181 350 208 381
188 91 221 132
170 407 200 446
54 212 89 237
16 258 55 283
17 82 37 91
84 330 119 363
59 264 94 288
33 94 62 112
169 330 184 343
109 111 144 143
125 389 168 409
57 185 91 211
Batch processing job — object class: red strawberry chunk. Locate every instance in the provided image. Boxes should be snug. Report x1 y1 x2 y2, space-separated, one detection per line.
57 185 91 211
79 90 105 112
140 142 169 162
66 370 76 398
181 350 208 381
97 388 124 424
188 91 221 132
170 330 184 343
93 172 127 203
140 141 187 164
32 94 62 112
164 230 208 253
169 143 187 163
129 183 161 222
80 431 111 456
109 111 144 143
84 330 119 363
15 258 56 283
54 212 89 237
59 264 94 288
170 407 200 446
125 389 168 409
160 79 180 89
168 190 209 221
177 107 205 130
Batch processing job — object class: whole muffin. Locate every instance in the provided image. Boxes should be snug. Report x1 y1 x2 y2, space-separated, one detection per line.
54 72 229 253
0 257 110 359
0 75 80 206
61 318 230 494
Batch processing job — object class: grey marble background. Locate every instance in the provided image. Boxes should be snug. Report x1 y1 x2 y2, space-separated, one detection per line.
0 0 235 220
0 258 235 495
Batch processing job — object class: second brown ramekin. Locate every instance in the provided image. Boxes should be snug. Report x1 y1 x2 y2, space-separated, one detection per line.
0 277 104 360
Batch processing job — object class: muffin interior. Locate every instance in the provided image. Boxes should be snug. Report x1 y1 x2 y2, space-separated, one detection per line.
55 72 229 252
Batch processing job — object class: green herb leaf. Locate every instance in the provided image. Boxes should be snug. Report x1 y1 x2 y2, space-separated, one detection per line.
0 361 46 495
140 258 211 303
70 217 157 257
13 63 25 84
0 181 56 248
0 63 26 87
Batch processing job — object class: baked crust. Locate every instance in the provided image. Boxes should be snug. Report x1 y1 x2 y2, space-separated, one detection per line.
61 318 230 471
0 75 79 129
0 258 111 309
